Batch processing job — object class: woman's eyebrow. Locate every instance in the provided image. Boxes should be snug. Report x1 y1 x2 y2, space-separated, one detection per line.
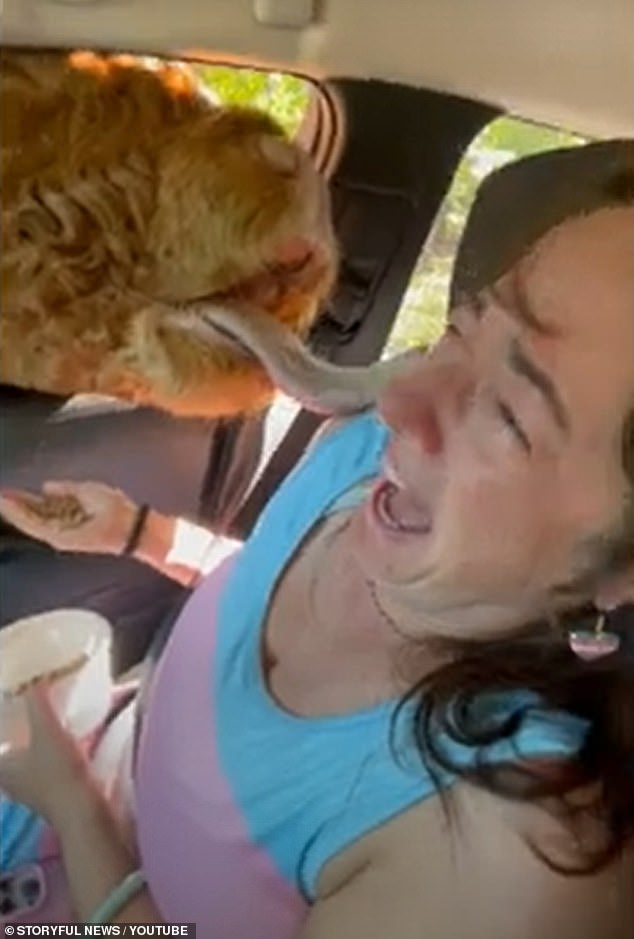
483 265 570 434
488 264 558 338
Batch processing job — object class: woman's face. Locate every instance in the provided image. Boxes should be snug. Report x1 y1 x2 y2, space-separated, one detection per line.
348 207 634 637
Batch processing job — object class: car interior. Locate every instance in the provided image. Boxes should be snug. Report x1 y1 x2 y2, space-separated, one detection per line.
1 0 633 676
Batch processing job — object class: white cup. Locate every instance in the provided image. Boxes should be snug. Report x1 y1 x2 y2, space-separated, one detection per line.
0 608 113 757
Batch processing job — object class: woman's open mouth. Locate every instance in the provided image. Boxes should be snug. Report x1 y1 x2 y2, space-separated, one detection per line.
370 479 432 535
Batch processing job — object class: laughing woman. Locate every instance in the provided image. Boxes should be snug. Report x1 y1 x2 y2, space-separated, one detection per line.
0 140 633 939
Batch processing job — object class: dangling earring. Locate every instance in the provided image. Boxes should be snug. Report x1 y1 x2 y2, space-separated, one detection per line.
568 612 621 661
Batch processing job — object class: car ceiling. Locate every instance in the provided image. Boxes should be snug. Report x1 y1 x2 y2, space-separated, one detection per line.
2 0 632 140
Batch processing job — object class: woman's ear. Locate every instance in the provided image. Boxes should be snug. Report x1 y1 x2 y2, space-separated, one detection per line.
594 562 634 611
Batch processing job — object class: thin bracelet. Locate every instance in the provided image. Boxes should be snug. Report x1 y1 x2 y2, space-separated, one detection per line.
86 868 146 924
121 503 150 557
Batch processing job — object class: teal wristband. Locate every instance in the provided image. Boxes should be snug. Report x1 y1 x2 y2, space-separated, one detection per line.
86 869 146 924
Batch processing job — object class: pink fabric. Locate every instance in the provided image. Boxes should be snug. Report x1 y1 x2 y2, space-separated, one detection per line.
135 556 308 939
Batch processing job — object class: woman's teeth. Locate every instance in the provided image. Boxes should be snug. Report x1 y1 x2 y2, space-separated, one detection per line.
374 480 432 534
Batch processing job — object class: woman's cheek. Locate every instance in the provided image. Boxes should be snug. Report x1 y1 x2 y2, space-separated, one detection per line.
443 472 547 568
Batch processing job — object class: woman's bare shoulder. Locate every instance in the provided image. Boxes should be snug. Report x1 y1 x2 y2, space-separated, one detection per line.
310 780 632 939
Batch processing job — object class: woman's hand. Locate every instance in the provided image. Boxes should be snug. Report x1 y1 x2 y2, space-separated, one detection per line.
0 682 96 827
1 684 162 924
0 480 137 555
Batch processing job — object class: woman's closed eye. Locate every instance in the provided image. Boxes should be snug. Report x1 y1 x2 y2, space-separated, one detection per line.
446 302 483 340
447 307 533 454
444 320 475 346
444 316 530 453
494 397 532 454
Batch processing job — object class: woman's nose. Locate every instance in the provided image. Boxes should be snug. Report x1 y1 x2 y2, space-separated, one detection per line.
377 360 474 455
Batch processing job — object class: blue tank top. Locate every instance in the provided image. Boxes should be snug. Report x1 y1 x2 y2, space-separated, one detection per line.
214 411 587 896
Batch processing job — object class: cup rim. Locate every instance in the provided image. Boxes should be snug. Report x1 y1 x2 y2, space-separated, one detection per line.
0 608 111 700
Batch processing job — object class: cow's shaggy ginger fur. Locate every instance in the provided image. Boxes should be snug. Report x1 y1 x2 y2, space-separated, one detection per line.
0 50 336 417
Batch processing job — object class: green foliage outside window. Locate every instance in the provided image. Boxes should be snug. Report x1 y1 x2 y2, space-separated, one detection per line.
193 65 310 136
385 117 585 355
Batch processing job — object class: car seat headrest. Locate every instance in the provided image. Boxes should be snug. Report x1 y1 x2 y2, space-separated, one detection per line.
450 138 634 306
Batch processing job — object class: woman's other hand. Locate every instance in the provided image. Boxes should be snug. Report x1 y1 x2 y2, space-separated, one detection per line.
0 682 95 827
0 480 137 555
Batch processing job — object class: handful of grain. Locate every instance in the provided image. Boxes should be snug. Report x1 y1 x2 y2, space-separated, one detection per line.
25 493 92 529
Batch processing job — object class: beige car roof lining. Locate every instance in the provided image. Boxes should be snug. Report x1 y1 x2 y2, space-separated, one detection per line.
2 0 632 139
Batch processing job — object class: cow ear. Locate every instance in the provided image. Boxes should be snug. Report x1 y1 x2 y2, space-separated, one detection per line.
258 135 300 175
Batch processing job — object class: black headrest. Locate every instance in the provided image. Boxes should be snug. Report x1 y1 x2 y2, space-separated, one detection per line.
450 138 634 305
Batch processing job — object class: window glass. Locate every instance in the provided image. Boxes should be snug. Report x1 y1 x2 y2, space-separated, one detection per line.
384 117 586 357
191 65 312 137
